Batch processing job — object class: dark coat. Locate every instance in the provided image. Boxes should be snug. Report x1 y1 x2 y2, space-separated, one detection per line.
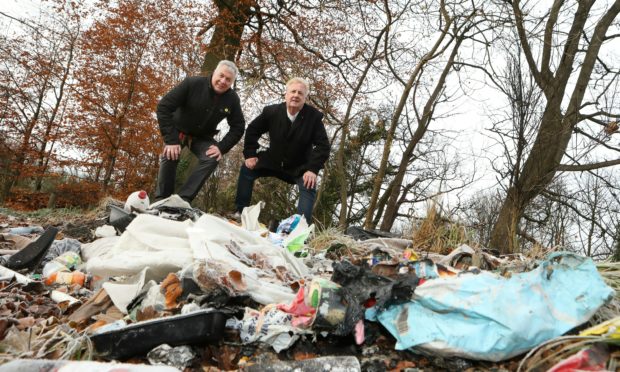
156 76 245 154
243 103 330 177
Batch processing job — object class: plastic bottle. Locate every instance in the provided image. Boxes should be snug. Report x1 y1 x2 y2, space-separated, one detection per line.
124 190 150 212
44 271 88 286
42 251 82 278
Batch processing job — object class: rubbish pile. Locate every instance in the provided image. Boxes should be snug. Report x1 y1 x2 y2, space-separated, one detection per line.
0 195 618 371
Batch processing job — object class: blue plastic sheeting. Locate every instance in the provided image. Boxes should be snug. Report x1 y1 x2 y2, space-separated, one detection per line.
368 252 614 361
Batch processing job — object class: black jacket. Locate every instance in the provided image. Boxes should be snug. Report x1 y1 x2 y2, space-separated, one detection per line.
244 103 330 177
156 76 245 154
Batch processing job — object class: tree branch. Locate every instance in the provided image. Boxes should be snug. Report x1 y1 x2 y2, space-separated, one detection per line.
557 158 620 171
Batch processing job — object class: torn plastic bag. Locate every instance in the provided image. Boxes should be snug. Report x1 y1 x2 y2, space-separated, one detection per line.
307 278 361 336
188 214 308 305
239 305 312 352
91 309 227 360
147 344 196 370
547 343 609 372
191 214 309 279
103 267 160 313
332 260 418 311
149 194 191 209
283 219 314 254
240 201 266 232
40 238 82 268
438 244 504 270
149 195 202 222
276 214 303 234
369 252 614 362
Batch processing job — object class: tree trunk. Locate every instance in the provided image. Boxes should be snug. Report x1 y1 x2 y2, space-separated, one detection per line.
488 187 525 253
201 0 253 73
335 123 349 227
371 179 395 228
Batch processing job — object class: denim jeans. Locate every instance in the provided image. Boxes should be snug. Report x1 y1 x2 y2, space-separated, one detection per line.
235 165 317 223
155 138 219 202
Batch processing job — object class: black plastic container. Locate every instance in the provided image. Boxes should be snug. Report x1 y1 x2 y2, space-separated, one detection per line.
90 309 227 360
108 205 136 234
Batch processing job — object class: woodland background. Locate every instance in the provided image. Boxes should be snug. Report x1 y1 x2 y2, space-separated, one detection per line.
1 0 619 258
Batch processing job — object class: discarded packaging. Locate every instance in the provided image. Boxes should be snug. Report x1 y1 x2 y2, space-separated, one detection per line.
125 190 150 212
242 355 361 372
42 251 82 277
50 290 81 307
0 265 32 284
91 309 227 359
0 359 181 371
44 270 88 286
147 344 196 370
369 252 614 361
5 226 44 235
41 238 82 267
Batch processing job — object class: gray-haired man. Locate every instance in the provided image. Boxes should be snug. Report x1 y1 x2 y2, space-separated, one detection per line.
234 77 330 222
155 60 246 202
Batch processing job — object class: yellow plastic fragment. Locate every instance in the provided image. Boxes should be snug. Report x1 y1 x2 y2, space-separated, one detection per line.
579 316 620 339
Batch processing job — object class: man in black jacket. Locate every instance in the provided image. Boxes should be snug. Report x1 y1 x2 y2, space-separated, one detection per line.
155 60 245 202
234 77 330 223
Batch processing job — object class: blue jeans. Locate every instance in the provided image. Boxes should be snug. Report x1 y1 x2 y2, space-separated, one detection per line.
155 138 219 202
235 165 317 223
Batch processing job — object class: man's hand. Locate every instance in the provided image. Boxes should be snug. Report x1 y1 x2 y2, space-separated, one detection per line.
206 145 222 161
162 144 181 160
303 171 317 189
245 157 258 169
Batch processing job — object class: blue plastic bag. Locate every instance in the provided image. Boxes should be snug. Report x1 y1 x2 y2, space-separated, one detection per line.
368 252 614 361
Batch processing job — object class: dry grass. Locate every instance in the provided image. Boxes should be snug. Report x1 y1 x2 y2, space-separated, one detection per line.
307 227 368 258
0 322 93 363
591 261 620 324
410 201 474 255
517 335 619 371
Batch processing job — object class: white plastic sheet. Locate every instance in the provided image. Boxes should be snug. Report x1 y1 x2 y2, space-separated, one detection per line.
86 214 193 279
86 209 309 305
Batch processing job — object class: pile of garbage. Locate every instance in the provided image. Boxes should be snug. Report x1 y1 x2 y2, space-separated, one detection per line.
0 194 618 371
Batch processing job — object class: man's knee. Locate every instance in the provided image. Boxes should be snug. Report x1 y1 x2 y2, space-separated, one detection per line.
196 156 219 172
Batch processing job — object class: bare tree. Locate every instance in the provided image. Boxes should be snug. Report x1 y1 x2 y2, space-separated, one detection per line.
487 0 620 253
0 3 81 203
363 0 485 231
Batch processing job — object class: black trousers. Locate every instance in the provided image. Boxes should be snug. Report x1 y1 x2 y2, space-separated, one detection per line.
155 138 219 202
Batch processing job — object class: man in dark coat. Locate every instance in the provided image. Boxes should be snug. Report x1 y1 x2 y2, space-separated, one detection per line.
234 77 330 223
155 60 245 202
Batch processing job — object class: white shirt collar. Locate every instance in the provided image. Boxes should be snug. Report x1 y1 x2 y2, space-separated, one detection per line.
287 111 299 123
